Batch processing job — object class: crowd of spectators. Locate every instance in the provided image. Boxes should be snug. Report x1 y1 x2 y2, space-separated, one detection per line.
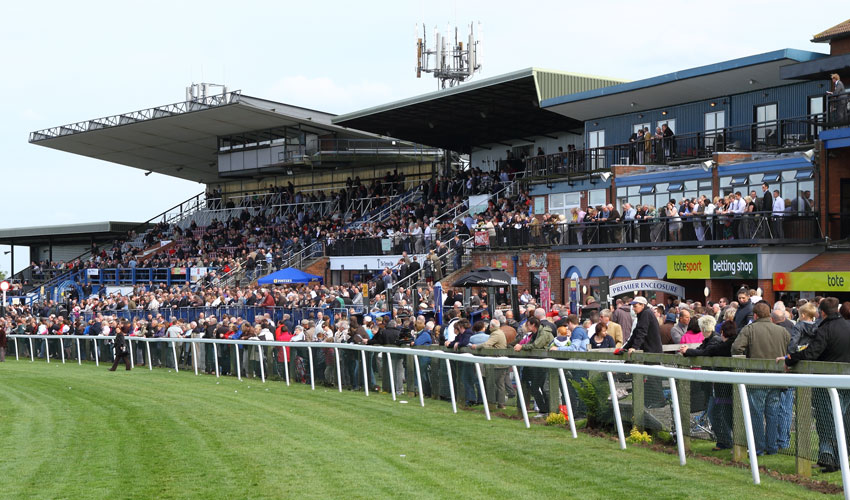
2 279 850 471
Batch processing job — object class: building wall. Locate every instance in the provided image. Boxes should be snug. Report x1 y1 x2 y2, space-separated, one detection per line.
470 132 584 171
584 80 827 148
470 251 563 304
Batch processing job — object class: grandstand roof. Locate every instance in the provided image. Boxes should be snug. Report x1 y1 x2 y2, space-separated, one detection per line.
812 19 850 43
333 68 625 153
542 49 827 121
28 93 377 184
0 221 146 246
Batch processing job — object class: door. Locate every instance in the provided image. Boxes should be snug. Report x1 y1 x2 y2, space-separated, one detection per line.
841 179 850 239
588 130 605 170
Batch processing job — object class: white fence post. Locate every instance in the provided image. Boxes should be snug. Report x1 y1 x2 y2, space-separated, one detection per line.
445 359 457 414
258 344 266 383
361 350 369 396
668 377 686 466
413 354 425 407
557 368 577 439
283 346 289 387
387 352 397 401
607 371 626 450
212 343 219 377
737 383 760 485
93 338 99 367
59 338 65 364
235 344 242 380
307 346 315 390
512 365 530 428
192 342 199 376
474 362 490 421
128 339 134 367
334 347 342 392
145 341 151 370
827 387 850 500
45 336 50 363
14 337 19 361
28 337 34 362
75 338 81 365
172 341 179 373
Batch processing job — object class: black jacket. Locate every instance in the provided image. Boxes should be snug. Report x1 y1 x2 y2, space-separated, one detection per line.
787 315 850 365
113 331 127 355
623 308 662 353
369 327 400 346
734 301 753 330
683 333 730 357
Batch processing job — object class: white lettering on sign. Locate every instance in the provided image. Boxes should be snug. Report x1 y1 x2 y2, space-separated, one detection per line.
608 279 685 298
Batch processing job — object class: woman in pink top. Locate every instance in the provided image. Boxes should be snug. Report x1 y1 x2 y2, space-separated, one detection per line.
680 316 711 344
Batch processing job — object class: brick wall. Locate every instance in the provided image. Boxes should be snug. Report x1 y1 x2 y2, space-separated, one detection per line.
471 250 563 303
823 145 850 239
830 37 850 56
304 257 329 282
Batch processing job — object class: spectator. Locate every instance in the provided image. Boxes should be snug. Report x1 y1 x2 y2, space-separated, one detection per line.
671 308 691 344
622 297 662 354
782 298 850 471
470 319 508 408
732 302 790 455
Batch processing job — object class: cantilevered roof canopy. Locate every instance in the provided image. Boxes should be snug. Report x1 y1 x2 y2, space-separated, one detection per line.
28 93 377 184
333 68 625 153
0 221 147 246
542 49 827 122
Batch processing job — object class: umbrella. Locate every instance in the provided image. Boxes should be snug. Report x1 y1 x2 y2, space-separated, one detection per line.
451 267 513 287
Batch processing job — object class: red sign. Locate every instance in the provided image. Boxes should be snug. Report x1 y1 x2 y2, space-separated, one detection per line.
474 231 490 247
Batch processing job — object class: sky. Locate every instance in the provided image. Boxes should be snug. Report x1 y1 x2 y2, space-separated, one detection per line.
0 0 839 275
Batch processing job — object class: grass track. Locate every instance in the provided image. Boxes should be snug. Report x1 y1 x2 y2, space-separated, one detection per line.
0 361 840 499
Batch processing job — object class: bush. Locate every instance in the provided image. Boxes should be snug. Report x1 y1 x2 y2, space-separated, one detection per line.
570 373 613 429
626 428 652 445
546 412 567 426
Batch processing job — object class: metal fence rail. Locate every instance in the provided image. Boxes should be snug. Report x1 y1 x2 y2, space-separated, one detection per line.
8 334 850 498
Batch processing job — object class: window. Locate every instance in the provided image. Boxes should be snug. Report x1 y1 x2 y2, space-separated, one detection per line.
731 175 749 186
668 183 683 192
633 123 650 134
639 185 655 195
704 111 725 149
588 188 607 208
656 118 676 135
795 170 814 180
588 130 605 170
755 104 778 147
809 95 825 137
549 192 581 216
762 172 781 183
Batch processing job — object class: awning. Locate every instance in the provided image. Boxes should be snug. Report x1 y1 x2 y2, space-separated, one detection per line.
333 68 624 153
542 49 827 122
257 267 323 285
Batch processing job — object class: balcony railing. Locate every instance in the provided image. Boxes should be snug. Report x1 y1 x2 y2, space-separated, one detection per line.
827 93 850 128
524 114 823 177
480 212 823 251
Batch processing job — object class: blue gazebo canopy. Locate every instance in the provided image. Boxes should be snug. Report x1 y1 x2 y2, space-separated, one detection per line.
257 267 323 285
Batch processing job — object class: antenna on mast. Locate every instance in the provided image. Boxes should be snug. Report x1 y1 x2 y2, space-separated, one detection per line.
415 22 482 89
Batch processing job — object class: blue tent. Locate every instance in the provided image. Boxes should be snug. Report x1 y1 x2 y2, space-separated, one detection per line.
257 267 323 285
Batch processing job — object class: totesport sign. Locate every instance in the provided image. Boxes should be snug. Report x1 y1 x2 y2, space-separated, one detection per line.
667 254 757 279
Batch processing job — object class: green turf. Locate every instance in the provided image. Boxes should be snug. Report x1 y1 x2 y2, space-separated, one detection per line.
0 361 841 499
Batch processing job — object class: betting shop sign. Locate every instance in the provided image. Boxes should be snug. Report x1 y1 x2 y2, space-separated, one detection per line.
666 254 757 280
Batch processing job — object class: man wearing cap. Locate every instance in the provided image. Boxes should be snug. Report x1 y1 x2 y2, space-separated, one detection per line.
622 296 662 354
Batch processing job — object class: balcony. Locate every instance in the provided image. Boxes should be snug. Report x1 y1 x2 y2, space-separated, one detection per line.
524 115 822 178
478 212 823 251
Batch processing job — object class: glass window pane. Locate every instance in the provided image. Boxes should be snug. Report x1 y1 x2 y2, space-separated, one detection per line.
782 170 796 181
655 183 669 192
616 187 626 197
565 192 581 206
628 195 640 206
684 180 698 190
588 189 606 207
641 195 654 207
628 186 640 195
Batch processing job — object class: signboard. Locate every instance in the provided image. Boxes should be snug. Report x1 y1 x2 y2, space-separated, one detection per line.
86 269 99 277
569 272 580 315
474 231 490 247
468 194 490 215
330 254 427 271
609 279 686 298
189 267 208 282
539 268 551 314
434 282 444 326
773 272 850 292
667 254 757 280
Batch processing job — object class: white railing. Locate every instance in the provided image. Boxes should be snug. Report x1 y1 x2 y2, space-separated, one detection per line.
9 333 850 496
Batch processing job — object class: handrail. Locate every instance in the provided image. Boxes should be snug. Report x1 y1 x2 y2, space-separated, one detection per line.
525 113 825 175
11 333 850 493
